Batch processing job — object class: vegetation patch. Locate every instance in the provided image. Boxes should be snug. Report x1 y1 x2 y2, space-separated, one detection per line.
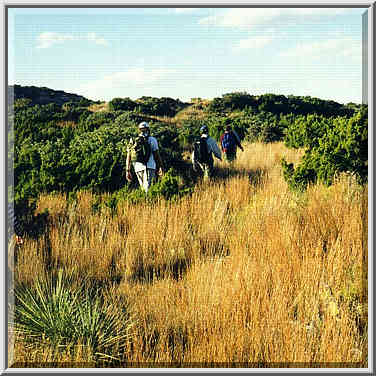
13 269 134 364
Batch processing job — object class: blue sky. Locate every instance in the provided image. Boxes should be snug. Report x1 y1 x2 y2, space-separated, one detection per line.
8 7 367 104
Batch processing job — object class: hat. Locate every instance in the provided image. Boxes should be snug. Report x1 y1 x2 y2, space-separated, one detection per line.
200 125 208 134
138 121 150 129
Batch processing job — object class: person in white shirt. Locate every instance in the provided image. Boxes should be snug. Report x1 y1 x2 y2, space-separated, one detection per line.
126 122 164 192
192 125 222 180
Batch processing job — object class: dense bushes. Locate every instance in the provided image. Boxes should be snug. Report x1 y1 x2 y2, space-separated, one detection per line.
108 96 189 117
9 84 93 107
136 96 188 117
10 86 367 214
282 106 368 190
13 110 185 206
179 110 287 145
108 97 137 112
206 92 355 118
207 92 257 113
113 111 148 127
82 111 120 132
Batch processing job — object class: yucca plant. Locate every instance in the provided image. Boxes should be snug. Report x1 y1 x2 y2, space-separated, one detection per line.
13 269 134 363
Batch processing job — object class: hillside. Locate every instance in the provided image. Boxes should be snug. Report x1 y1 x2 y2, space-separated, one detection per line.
8 84 94 107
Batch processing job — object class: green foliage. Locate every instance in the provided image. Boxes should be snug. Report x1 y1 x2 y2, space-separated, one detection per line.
136 96 188 117
108 97 137 112
281 157 316 191
108 96 188 117
179 118 208 147
64 125 135 191
10 85 93 107
284 114 330 149
61 106 91 124
148 168 183 200
206 91 354 118
100 169 192 208
149 123 183 170
244 111 281 143
12 84 363 208
207 92 257 113
82 111 119 132
14 269 133 362
13 98 33 111
113 111 148 127
282 107 368 190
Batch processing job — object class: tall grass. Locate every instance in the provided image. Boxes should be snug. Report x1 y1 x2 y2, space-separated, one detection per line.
13 269 134 365
11 142 367 367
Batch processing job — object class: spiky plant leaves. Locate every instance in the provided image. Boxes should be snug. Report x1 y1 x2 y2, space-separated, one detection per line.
13 269 133 362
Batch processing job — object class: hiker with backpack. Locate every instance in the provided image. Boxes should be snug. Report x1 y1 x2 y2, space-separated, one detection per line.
192 125 222 180
126 121 164 192
220 125 244 162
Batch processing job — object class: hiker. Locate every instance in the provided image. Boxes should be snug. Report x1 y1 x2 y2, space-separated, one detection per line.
192 125 222 180
220 125 244 162
126 121 164 192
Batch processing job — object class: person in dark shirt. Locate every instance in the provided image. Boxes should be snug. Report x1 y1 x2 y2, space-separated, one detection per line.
220 125 244 162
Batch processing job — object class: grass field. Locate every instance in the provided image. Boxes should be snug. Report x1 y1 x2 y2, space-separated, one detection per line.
9 141 368 368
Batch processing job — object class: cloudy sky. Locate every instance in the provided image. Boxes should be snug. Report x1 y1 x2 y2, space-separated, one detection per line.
8 7 367 104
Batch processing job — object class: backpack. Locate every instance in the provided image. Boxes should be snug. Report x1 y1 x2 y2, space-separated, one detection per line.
134 135 152 165
221 131 236 153
193 137 210 163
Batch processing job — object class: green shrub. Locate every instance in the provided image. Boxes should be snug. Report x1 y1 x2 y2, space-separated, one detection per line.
207 92 257 113
282 106 368 190
113 111 148 127
136 96 188 117
14 270 134 362
81 111 118 132
108 97 137 112
148 168 181 200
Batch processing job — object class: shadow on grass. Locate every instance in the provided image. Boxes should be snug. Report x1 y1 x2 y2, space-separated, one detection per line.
211 165 269 190
127 257 192 285
122 316 189 365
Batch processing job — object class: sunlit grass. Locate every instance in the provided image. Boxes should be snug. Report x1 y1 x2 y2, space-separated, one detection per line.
12 142 367 367
13 269 134 365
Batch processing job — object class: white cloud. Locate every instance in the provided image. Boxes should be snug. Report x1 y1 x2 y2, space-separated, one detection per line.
36 32 109 49
36 32 75 49
76 67 176 100
280 38 362 62
233 36 274 51
198 8 352 29
198 8 280 29
109 68 175 85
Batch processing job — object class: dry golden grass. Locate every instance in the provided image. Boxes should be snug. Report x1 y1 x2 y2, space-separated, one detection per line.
11 142 367 368
173 103 208 123
86 101 204 125
87 102 109 112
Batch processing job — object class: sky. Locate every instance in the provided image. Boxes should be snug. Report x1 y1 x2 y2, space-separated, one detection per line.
7 6 367 104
